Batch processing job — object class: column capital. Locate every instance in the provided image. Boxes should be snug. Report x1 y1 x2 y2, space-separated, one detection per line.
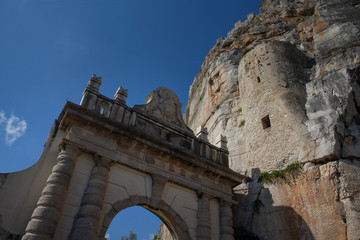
197 191 212 200
219 198 237 206
94 154 114 169
58 142 80 156
151 174 168 183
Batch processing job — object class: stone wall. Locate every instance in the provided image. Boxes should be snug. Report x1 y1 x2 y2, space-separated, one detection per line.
183 0 360 239
0 121 65 238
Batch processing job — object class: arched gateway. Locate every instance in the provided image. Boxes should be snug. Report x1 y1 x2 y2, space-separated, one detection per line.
0 75 244 240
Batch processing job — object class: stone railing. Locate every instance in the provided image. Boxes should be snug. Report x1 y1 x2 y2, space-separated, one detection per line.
79 74 229 167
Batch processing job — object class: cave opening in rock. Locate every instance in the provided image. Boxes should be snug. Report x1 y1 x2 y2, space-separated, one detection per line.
261 115 271 129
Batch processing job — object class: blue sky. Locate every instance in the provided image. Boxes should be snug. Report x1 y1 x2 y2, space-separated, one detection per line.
0 0 261 238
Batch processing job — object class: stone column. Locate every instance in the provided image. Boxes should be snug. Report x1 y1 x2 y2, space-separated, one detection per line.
196 193 211 240
69 155 112 240
22 143 79 240
219 200 234 240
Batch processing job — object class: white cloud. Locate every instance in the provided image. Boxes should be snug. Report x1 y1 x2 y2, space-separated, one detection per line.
105 233 110 239
4 113 27 146
0 111 6 125
0 111 27 146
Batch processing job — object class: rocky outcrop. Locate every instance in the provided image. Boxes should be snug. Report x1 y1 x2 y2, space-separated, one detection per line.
182 0 360 239
158 222 174 240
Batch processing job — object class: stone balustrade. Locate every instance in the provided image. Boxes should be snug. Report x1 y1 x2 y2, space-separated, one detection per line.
79 74 229 167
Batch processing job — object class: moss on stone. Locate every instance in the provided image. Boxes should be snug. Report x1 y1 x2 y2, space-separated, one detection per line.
258 162 302 184
238 120 245 127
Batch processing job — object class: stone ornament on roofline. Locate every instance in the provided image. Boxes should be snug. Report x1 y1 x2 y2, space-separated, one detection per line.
114 86 128 105
133 87 190 131
87 73 102 92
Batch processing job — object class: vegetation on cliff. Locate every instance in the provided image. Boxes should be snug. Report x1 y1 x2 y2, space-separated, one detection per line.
258 162 303 184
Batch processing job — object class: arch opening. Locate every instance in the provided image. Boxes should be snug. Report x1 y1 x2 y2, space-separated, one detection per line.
101 197 192 240
105 206 163 240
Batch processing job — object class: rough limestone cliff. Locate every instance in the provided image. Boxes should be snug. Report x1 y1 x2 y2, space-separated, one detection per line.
160 0 360 239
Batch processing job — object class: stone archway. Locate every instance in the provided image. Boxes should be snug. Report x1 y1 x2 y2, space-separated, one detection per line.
0 75 243 240
100 197 191 240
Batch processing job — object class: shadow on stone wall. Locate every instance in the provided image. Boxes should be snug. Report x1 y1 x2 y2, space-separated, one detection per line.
234 169 315 240
0 215 21 240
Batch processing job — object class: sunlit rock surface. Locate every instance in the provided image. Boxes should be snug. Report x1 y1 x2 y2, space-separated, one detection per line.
178 0 360 239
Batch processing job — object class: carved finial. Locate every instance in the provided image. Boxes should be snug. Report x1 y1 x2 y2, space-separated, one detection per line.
215 134 228 149
114 86 128 104
91 74 102 82
80 74 102 108
86 74 102 92
196 126 209 142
